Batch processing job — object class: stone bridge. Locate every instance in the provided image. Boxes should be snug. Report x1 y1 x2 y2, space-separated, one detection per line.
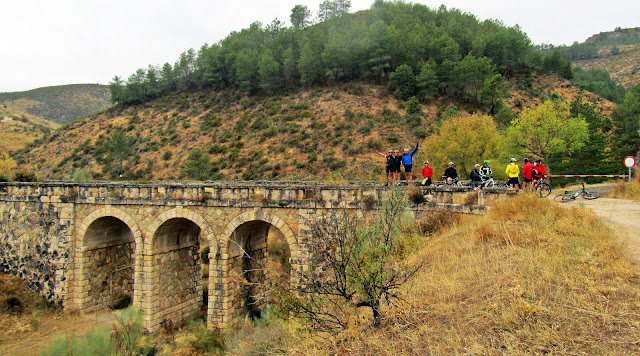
0 181 510 331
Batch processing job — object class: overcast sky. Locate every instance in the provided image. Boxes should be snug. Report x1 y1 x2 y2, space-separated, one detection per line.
1 0 638 93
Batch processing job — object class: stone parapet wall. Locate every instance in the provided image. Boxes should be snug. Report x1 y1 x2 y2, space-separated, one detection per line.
0 181 387 210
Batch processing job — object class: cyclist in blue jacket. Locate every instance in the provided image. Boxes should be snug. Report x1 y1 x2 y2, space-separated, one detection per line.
401 142 419 184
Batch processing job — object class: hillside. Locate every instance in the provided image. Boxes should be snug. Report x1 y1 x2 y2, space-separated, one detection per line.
573 43 640 89
16 74 612 182
0 107 58 154
568 28 640 88
0 84 111 125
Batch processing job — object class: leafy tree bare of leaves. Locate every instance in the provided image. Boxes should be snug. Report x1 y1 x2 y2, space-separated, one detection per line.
291 188 421 332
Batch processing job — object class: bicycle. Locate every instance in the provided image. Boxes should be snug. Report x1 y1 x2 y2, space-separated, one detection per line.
553 182 600 203
439 175 462 187
533 177 551 198
474 177 508 190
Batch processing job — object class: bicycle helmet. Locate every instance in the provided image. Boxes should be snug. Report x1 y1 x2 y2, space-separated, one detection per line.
510 158 516 162
448 162 454 165
524 158 529 162
483 159 490 164
535 159 542 163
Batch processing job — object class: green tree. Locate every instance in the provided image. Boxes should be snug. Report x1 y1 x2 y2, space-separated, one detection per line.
298 31 325 86
290 4 312 29
175 48 197 89
366 20 391 84
612 84 640 160
108 76 125 104
100 129 136 178
563 97 615 175
388 64 416 100
416 59 439 101
160 62 176 93
282 46 298 85
481 73 509 115
183 148 215 181
259 49 281 93
424 114 500 179
505 99 588 170
235 48 259 92
451 54 495 104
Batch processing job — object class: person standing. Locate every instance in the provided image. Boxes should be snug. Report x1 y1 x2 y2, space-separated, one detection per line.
479 160 492 182
522 158 534 193
470 164 482 187
421 161 433 186
506 158 520 190
402 142 419 184
393 150 402 185
377 149 395 186
533 159 547 182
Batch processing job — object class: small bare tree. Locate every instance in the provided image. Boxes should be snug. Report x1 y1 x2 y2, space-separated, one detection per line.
291 188 421 332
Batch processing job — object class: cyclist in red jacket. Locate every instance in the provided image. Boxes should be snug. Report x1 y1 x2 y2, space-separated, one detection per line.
421 161 433 186
522 158 534 193
533 159 547 181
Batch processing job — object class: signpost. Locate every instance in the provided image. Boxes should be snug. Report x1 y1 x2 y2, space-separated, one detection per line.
624 156 636 187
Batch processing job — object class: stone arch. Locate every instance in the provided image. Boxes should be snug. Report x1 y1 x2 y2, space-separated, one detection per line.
218 210 298 257
143 208 217 332
210 209 299 327
145 207 216 249
72 207 141 312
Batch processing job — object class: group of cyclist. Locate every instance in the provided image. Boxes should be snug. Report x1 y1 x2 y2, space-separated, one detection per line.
378 145 547 191
441 158 547 191
376 143 419 186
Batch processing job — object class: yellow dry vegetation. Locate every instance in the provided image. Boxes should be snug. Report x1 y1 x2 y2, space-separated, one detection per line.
610 180 640 202
575 44 640 89
224 195 640 355
303 195 640 354
0 107 59 153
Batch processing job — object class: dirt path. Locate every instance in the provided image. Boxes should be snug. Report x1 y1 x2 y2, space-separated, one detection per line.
555 196 640 261
0 310 117 356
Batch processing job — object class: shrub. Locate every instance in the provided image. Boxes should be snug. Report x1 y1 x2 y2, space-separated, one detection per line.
408 185 426 205
162 150 172 161
0 174 9 182
72 169 92 183
328 159 347 171
201 246 211 264
367 138 383 150
13 171 38 182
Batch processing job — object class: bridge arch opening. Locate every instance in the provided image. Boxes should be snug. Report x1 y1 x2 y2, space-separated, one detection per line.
152 218 202 326
82 216 135 310
227 220 291 319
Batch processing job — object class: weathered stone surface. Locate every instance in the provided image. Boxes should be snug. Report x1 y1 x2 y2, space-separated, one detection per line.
0 181 511 332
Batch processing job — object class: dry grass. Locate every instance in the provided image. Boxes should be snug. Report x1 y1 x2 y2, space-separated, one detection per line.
609 180 640 201
292 195 640 354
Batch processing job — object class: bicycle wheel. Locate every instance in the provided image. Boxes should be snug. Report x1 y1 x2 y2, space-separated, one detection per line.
582 190 600 200
536 183 551 198
554 193 572 202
